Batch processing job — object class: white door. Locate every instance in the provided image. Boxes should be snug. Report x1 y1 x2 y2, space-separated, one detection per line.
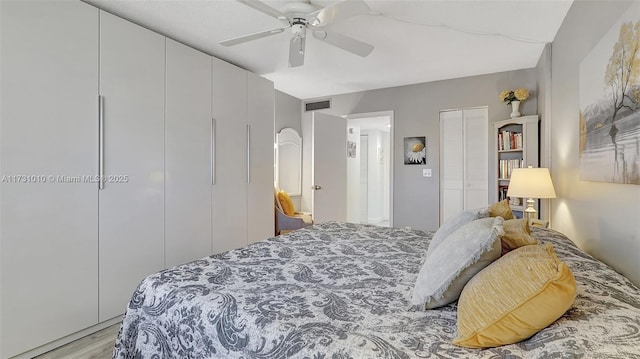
463 108 489 209
247 73 275 244
440 111 464 224
0 2 99 357
212 58 248 253
312 112 347 223
99 11 166 321
440 108 488 224
165 38 213 267
360 135 369 223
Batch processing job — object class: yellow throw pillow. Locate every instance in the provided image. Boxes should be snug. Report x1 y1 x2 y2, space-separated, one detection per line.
488 199 515 220
277 191 295 216
501 218 537 255
453 244 576 348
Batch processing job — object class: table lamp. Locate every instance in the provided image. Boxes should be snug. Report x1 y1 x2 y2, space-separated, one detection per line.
506 167 556 220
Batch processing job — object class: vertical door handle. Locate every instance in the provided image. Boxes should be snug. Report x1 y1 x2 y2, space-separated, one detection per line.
211 118 216 185
98 95 105 190
247 124 251 184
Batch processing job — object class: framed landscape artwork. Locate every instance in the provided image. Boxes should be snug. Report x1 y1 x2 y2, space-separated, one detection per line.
579 2 640 185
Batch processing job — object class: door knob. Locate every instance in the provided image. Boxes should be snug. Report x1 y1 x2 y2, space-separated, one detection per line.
312 185 322 190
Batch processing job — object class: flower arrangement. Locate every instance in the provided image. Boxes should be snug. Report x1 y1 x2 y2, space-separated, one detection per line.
499 88 529 104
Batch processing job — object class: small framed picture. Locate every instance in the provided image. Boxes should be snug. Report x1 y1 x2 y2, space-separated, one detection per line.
347 141 356 158
404 136 426 165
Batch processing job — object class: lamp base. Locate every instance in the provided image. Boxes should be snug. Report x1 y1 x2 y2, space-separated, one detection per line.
523 197 537 221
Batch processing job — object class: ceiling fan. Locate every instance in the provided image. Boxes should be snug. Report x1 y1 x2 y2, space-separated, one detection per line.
220 0 375 67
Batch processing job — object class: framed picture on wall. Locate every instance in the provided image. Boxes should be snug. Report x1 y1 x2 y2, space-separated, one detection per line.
404 136 426 165
347 140 356 158
579 2 640 185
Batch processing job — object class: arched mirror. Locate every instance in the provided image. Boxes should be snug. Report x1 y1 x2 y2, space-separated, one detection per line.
276 128 302 196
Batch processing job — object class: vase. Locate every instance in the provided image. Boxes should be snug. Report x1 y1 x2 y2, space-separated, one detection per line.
510 100 521 118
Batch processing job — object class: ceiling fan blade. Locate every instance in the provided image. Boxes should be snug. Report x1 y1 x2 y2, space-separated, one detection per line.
313 29 374 57
310 0 370 27
236 0 287 20
219 27 287 46
289 35 306 67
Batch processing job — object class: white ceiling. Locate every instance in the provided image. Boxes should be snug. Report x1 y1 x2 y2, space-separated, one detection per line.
84 0 573 99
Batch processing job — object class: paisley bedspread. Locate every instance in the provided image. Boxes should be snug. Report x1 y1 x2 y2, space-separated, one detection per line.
113 222 640 358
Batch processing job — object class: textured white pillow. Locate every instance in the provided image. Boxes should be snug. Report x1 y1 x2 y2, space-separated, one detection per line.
412 217 504 309
427 208 489 256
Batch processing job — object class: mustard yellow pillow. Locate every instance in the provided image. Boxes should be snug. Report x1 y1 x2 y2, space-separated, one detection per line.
501 218 537 255
453 244 576 348
277 191 295 216
488 199 515 220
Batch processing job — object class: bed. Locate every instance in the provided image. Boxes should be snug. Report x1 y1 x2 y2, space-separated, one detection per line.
113 222 640 358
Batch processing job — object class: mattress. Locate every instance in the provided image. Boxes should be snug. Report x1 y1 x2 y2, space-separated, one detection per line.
113 222 640 358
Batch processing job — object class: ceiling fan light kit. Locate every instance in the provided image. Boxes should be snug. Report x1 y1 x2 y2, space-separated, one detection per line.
221 0 375 67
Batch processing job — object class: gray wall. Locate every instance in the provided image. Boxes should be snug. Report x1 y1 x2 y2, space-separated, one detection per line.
301 69 537 231
544 0 640 285
275 90 302 134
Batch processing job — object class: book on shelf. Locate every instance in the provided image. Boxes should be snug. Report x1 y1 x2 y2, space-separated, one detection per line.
498 158 524 179
497 131 523 151
498 186 523 207
498 185 509 201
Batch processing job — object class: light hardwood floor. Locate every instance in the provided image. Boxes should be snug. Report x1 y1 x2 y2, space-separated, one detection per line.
34 324 120 359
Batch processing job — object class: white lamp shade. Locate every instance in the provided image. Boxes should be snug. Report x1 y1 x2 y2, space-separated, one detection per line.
507 167 557 199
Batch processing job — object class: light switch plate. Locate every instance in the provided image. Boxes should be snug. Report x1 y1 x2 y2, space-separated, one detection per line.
423 168 432 177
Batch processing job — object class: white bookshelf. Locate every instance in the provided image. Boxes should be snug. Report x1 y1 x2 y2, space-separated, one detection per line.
493 115 539 217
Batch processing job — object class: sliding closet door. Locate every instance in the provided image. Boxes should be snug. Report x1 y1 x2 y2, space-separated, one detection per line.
0 2 99 357
165 39 213 267
247 73 275 244
98 11 165 321
212 58 248 253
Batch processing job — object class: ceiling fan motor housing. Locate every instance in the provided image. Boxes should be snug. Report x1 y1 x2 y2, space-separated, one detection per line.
291 21 306 37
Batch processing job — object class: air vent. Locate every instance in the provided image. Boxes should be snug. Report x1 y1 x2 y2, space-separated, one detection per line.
305 99 331 112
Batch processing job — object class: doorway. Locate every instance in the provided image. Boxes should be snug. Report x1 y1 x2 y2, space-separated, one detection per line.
346 112 393 227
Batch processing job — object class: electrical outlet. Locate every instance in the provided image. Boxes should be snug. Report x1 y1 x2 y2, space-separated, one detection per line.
423 168 432 177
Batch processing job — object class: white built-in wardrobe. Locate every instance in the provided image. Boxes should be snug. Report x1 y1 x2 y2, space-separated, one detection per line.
0 2 274 358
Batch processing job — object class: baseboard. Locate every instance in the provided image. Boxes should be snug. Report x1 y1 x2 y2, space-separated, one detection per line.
10 316 122 359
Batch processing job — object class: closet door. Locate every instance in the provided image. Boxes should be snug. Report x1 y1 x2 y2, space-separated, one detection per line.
463 108 489 209
98 11 165 321
440 111 464 224
165 39 213 267
439 108 488 224
247 73 275 244
0 2 99 357
212 58 248 253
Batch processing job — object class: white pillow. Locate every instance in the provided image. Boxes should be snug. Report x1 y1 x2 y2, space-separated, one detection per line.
412 216 504 309
428 208 489 256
